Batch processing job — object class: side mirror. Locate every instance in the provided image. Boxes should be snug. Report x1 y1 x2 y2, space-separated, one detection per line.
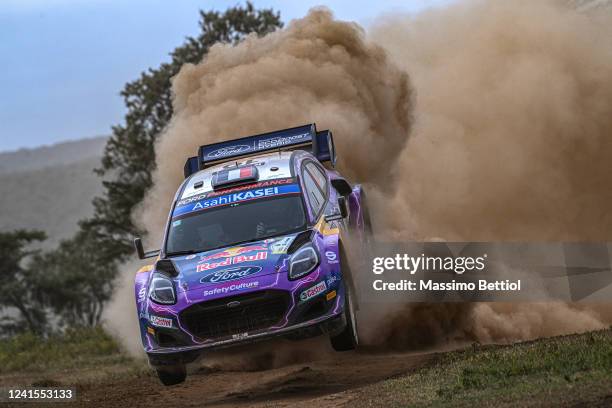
324 197 349 222
133 238 160 260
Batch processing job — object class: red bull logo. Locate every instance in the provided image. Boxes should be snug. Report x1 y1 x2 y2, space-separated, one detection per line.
199 245 268 262
196 251 268 272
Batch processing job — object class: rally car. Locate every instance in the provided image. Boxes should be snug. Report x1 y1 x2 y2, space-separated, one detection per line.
133 124 371 385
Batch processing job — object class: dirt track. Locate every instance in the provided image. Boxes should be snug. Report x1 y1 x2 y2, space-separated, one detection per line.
76 348 435 408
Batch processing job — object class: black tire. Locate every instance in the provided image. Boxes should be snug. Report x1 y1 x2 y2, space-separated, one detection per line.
156 365 187 386
330 281 359 351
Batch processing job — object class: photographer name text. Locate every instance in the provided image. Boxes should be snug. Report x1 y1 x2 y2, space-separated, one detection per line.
371 254 521 293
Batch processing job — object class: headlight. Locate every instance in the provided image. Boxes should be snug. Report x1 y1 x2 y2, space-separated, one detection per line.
148 273 176 304
288 245 319 280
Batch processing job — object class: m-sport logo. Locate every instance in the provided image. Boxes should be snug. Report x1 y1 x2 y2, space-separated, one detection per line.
200 266 262 283
257 133 310 149
207 145 251 159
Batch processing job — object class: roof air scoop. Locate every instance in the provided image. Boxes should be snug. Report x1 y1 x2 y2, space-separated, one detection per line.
211 165 259 190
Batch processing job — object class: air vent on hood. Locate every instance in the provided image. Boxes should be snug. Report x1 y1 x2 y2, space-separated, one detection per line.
155 259 178 277
287 230 313 254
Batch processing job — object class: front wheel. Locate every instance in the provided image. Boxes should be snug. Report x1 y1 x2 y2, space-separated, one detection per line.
156 364 187 386
330 282 359 351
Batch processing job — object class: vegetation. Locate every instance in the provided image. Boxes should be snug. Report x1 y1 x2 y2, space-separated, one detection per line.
0 326 609 406
0 326 127 374
0 229 48 335
84 1 282 265
0 2 283 336
352 329 612 407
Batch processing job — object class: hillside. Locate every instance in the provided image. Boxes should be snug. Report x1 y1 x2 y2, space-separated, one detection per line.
0 136 107 175
0 136 108 248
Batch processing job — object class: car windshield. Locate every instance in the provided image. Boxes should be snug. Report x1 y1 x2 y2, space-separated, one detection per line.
166 195 306 255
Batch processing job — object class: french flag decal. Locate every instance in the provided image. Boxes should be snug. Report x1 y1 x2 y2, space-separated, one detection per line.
212 165 258 189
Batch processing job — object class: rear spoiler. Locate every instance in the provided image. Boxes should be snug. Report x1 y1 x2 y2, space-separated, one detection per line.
183 123 336 178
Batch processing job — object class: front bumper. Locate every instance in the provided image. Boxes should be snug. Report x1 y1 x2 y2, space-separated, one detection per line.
148 309 345 364
143 272 346 358
147 305 346 368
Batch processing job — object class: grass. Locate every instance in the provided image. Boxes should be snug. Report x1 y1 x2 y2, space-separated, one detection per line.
1 326 611 406
0 326 137 374
352 328 612 407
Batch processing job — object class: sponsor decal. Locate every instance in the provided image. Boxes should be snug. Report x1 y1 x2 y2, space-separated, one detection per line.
137 287 147 303
257 132 310 150
206 145 251 159
172 184 301 217
232 332 249 340
149 315 173 329
176 178 295 206
176 192 207 207
300 281 327 302
200 266 262 283
325 251 338 263
203 127 311 161
199 245 267 262
326 273 340 287
203 281 259 296
205 178 294 198
190 187 277 210
271 236 295 254
197 251 268 272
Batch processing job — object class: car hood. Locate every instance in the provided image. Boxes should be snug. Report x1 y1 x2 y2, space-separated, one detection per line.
170 234 298 290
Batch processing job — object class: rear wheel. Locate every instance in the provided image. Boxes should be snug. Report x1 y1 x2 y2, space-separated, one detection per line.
330 281 359 351
156 364 187 386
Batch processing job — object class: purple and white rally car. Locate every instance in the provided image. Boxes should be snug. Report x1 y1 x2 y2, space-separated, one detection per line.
133 124 371 385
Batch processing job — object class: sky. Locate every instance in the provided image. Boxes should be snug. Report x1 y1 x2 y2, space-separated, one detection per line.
0 0 450 152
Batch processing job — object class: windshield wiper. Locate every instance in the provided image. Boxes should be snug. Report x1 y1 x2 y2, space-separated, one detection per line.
165 249 199 257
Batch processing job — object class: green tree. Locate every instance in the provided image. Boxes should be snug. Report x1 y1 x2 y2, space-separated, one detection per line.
33 229 114 328
87 2 282 259
41 3 283 327
0 230 47 335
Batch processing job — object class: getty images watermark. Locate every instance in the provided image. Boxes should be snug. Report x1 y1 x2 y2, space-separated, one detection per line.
0 387 76 403
361 242 612 302
372 252 520 292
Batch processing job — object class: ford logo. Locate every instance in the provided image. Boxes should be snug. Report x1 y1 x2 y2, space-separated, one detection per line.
207 145 251 159
200 266 262 283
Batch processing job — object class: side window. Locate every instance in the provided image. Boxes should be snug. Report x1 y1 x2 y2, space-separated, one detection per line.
302 166 326 217
305 162 328 195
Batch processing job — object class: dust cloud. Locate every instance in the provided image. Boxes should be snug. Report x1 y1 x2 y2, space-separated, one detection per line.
135 8 413 240
371 0 612 242
103 260 148 358
366 0 612 346
106 1 612 355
